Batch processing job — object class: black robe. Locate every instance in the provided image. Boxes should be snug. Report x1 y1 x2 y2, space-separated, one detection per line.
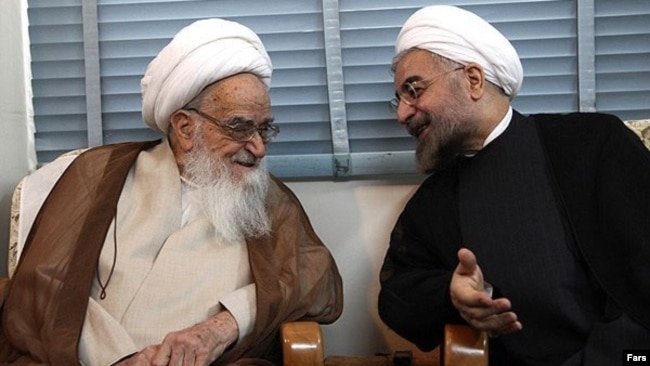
378 111 650 363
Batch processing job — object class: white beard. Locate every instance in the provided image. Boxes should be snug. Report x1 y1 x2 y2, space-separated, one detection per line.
182 137 271 244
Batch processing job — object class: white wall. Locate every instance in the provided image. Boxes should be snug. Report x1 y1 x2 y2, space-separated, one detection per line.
0 0 33 278
285 178 434 357
0 1 435 358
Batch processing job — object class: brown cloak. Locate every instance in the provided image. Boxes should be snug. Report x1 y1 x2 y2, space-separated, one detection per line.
0 140 343 365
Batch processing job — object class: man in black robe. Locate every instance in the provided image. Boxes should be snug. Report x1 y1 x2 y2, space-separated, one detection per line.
378 5 650 365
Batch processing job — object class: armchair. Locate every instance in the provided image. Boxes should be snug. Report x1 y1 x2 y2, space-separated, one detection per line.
281 321 487 366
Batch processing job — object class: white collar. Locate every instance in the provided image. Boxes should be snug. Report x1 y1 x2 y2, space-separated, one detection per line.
482 106 513 148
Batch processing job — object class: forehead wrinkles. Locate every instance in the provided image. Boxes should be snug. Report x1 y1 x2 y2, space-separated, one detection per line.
204 77 271 119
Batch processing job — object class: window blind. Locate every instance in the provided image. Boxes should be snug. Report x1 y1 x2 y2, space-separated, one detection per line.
27 0 650 178
594 0 650 120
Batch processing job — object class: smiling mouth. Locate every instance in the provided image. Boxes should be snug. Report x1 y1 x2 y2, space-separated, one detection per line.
408 120 431 138
231 150 260 168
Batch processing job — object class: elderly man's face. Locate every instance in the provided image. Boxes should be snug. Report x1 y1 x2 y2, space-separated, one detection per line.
178 73 273 242
190 73 274 180
393 50 474 173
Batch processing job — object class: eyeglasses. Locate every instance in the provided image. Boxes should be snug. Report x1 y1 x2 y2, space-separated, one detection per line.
186 108 279 143
389 66 464 111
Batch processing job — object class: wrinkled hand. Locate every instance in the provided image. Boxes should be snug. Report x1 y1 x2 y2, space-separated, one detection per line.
113 345 161 366
156 310 239 366
450 248 522 337
116 310 239 366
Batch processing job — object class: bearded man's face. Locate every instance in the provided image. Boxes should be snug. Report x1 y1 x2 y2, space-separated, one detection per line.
183 133 271 243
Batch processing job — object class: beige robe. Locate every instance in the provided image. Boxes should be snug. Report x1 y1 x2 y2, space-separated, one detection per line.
79 140 256 365
0 140 343 365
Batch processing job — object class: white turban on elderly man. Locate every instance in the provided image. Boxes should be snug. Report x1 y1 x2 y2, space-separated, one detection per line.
141 18 273 133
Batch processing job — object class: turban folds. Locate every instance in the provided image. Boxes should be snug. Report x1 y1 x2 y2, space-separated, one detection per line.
396 5 523 99
141 18 273 133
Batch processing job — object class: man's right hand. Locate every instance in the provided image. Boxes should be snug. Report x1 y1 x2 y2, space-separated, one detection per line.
450 248 522 337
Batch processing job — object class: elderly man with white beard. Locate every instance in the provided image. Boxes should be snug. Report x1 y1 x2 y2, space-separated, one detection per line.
0 19 342 366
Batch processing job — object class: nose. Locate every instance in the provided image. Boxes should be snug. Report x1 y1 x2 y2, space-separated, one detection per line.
245 133 267 159
395 101 416 126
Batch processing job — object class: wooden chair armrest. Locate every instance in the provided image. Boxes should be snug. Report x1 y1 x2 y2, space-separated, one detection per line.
280 322 487 366
442 324 488 366
281 321 324 366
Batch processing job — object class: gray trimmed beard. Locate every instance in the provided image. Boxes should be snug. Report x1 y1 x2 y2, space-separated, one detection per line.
414 80 475 173
415 111 471 174
182 136 271 243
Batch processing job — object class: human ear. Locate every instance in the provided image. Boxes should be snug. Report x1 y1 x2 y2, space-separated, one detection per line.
464 63 485 100
169 109 195 152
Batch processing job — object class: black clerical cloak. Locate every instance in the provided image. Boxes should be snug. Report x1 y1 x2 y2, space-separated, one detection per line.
379 111 650 361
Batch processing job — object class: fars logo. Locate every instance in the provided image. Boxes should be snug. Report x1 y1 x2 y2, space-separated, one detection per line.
624 350 650 365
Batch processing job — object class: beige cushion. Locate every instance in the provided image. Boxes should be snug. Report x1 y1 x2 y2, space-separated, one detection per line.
8 149 85 277
626 119 650 150
8 180 22 277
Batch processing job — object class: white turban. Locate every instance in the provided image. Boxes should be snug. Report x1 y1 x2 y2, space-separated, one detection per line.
396 5 523 99
141 18 273 133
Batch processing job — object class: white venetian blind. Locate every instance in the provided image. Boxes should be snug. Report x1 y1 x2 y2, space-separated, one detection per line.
29 0 88 163
594 0 650 120
26 0 650 178
339 0 580 175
